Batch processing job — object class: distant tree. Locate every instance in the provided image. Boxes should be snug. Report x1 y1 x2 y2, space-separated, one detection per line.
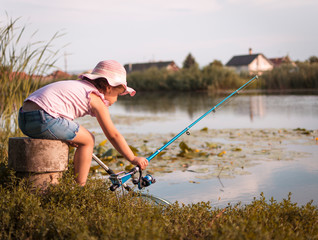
209 60 223 67
308 56 318 64
182 53 197 69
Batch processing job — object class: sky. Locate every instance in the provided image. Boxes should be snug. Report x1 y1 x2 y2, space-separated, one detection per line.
2 0 318 73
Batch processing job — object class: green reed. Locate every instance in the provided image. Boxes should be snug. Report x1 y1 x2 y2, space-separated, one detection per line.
0 14 63 160
261 62 318 90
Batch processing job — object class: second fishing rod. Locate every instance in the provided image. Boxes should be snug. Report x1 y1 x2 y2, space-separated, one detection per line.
109 75 258 191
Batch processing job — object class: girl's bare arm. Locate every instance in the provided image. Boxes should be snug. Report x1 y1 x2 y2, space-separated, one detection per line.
89 93 148 169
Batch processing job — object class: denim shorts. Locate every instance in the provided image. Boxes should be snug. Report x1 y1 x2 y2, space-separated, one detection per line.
18 108 79 141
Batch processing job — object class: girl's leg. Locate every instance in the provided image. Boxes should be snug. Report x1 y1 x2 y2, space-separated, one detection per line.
68 125 95 186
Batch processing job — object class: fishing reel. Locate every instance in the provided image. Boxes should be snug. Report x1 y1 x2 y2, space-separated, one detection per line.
109 166 156 191
132 169 156 190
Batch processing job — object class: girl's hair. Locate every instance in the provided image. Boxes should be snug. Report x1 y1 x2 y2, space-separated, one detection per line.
82 77 109 94
81 77 125 95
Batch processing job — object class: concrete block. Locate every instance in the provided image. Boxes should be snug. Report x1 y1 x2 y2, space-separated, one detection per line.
8 137 69 189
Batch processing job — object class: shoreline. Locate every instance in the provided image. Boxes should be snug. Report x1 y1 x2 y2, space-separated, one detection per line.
134 88 318 95
210 88 318 95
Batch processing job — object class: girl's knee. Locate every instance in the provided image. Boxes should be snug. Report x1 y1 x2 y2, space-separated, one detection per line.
71 126 95 147
88 131 95 146
82 130 95 147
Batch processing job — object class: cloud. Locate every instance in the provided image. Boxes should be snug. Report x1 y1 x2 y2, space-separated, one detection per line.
226 0 318 8
153 0 222 13
9 0 222 15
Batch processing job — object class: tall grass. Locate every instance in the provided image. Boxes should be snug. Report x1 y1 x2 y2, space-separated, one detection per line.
0 15 63 160
245 62 318 90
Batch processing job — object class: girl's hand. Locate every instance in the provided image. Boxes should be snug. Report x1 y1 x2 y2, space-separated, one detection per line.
130 156 149 170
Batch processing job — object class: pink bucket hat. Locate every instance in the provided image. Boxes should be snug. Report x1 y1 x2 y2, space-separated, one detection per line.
79 60 136 96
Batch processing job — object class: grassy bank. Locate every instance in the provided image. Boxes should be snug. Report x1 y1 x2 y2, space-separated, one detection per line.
0 165 317 240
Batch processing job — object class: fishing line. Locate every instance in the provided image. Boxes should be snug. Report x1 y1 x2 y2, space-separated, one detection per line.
211 91 241 113
203 79 257 122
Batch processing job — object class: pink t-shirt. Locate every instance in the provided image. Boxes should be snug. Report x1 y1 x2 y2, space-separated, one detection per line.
26 80 109 120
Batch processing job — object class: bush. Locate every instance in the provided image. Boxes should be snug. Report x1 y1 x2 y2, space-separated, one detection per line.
0 166 317 239
127 65 250 92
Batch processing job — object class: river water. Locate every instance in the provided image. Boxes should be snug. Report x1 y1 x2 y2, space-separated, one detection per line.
78 92 318 207
108 92 318 133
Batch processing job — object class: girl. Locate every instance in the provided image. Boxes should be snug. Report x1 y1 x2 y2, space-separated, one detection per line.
18 60 148 186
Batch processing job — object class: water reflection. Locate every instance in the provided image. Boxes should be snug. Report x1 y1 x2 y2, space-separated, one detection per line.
249 95 265 121
120 91 214 118
114 92 318 132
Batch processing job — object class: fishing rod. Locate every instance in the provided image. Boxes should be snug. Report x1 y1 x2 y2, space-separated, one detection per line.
92 153 171 206
108 75 258 191
92 154 154 192
92 153 131 191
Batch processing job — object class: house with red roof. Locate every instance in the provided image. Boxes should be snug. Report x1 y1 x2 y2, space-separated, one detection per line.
268 56 296 68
